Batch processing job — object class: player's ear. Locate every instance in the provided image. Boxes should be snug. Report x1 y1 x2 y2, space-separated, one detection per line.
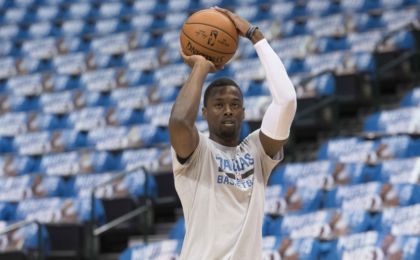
202 106 207 120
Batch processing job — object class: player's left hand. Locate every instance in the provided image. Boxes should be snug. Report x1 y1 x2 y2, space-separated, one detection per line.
212 6 251 38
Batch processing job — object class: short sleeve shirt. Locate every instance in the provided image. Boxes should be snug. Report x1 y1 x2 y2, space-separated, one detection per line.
172 130 282 260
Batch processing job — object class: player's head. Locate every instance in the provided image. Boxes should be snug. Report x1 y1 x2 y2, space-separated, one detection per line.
202 78 244 145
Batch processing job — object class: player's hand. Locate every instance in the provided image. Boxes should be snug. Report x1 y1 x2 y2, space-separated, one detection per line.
212 6 251 38
180 48 223 73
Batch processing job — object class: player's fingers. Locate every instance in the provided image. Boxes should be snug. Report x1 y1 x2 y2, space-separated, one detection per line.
213 6 233 17
179 48 188 59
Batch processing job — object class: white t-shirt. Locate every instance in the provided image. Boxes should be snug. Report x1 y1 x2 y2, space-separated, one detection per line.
172 130 282 260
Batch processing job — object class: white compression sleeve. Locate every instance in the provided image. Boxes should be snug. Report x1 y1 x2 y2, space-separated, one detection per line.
254 39 297 140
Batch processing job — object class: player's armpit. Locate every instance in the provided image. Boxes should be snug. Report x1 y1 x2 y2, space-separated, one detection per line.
259 130 287 159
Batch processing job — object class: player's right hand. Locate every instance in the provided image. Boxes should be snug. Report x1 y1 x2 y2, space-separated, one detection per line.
180 48 224 73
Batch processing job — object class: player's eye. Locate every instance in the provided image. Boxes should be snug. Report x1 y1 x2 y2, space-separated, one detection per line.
215 103 223 109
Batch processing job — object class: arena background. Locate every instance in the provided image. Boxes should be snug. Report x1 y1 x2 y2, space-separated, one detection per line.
0 0 419 259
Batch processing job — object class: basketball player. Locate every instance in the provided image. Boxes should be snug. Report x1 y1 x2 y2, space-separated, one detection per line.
169 7 297 260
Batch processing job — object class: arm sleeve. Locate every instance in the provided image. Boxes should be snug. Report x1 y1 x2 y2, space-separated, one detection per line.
254 39 297 140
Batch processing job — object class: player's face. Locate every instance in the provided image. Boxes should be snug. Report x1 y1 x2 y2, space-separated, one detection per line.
203 85 244 142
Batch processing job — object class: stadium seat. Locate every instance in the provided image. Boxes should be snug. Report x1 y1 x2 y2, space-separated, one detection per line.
0 155 37 176
35 5 60 22
327 231 420 260
119 148 162 172
400 86 420 107
80 69 120 91
377 157 420 184
267 209 371 239
1 95 40 112
243 95 271 121
0 24 20 40
28 113 69 131
0 222 50 254
14 197 106 224
348 30 384 52
363 107 420 135
264 184 323 216
7 73 48 96
262 236 321 260
22 38 60 59
119 239 182 260
59 19 90 37
3 7 27 24
154 64 190 87
326 182 420 211
53 52 89 75
143 102 173 126
168 217 185 240
0 112 28 136
123 47 160 71
68 107 108 131
378 204 420 235
64 2 92 19
40 90 83 114
110 86 151 109
39 151 118 176
72 168 157 199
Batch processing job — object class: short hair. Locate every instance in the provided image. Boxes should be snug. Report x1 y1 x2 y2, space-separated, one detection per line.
203 77 243 107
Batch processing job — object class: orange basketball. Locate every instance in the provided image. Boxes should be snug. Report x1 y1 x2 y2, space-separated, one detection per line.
180 9 239 67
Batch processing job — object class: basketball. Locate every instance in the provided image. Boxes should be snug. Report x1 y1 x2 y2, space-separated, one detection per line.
180 9 239 67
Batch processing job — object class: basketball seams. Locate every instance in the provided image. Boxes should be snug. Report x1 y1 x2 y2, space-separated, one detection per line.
183 22 238 44
181 29 236 55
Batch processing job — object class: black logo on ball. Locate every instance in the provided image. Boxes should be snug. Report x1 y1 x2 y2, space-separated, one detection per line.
208 30 218 46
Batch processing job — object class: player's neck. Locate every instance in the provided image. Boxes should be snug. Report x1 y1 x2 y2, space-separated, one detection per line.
209 133 239 147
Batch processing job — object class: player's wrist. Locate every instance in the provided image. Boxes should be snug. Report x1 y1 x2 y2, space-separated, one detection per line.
250 29 264 45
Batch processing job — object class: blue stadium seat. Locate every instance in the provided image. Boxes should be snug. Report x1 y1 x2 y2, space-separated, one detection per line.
158 12 189 30
148 86 179 104
119 240 182 260
327 231 420 260
3 7 27 24
59 19 90 37
265 185 322 216
269 2 296 21
382 8 419 31
72 168 157 199
386 30 417 50
0 57 18 79
129 14 155 31
22 37 59 59
143 102 173 127
314 35 350 53
41 90 83 114
0 112 28 136
230 58 265 81
262 236 321 260
91 33 134 55
123 47 160 71
348 30 384 52
28 113 69 131
363 107 419 135
14 197 106 224
35 5 60 22
351 12 386 32
0 24 20 40
96 2 125 18
268 209 371 239
122 69 155 86
93 18 128 35
0 202 15 220
304 52 346 74
168 217 185 240
326 182 420 211
68 107 108 131
132 0 159 14
53 52 88 75
154 64 190 87
7 73 47 96
109 108 144 126
400 87 420 107
234 5 261 22
243 95 271 121
378 204 420 235
119 148 161 172
167 0 194 12
64 2 92 19
306 0 341 16
341 0 380 12
27 22 59 39
279 19 309 38
377 157 420 184
0 222 50 254
110 86 150 109
0 155 37 176
0 40 13 57
0 136 14 153
1 95 40 112
306 14 347 37
13 131 53 155
80 69 120 91
40 151 118 176
270 35 311 59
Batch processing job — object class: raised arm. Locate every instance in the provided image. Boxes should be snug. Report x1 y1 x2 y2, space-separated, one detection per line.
215 7 297 158
169 51 220 160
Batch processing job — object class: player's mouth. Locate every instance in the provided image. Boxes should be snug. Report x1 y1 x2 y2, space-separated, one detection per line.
222 120 235 127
